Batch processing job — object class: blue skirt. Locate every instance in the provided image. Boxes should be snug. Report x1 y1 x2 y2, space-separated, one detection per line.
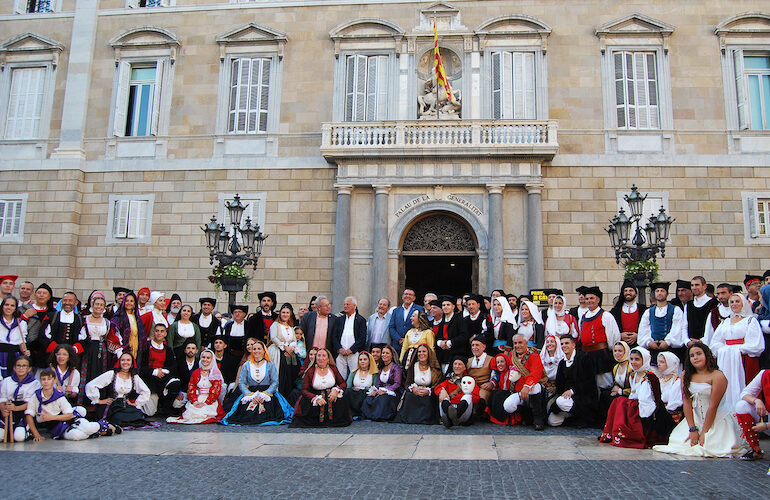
361 393 399 421
220 387 294 427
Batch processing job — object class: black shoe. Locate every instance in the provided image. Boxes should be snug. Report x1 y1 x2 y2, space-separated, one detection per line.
447 405 458 426
456 401 469 423
441 400 452 428
740 449 764 461
534 423 545 431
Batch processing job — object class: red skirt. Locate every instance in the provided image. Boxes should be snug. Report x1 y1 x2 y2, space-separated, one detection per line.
743 354 760 385
599 396 646 449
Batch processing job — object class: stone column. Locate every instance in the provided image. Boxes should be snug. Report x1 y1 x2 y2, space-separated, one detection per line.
332 184 353 312
371 184 391 311
51 0 99 159
526 182 545 290
486 183 505 292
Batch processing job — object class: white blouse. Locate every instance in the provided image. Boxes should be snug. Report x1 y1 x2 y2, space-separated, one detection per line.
0 319 27 345
176 322 195 339
614 362 630 388
270 322 296 350
413 365 432 386
26 392 74 422
379 368 391 384
0 377 41 403
248 361 267 383
85 371 151 407
82 317 109 341
353 370 373 389
312 370 336 390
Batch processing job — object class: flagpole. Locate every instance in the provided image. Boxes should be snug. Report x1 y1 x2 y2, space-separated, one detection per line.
434 15 440 120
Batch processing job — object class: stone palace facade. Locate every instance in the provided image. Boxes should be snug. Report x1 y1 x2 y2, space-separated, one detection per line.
1 0 769 312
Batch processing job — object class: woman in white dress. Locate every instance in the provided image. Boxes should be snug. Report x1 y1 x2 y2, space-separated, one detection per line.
709 293 765 409
167 349 224 424
544 295 578 339
654 342 748 458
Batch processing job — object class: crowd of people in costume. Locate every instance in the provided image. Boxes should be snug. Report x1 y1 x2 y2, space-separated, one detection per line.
0 271 769 461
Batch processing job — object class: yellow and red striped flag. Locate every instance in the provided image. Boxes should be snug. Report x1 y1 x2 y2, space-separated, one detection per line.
433 20 454 103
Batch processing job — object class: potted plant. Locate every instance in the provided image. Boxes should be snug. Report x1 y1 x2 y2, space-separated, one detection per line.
209 263 251 299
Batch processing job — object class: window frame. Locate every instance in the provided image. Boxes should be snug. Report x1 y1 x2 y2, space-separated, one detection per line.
14 0 61 14
223 55 276 135
0 193 28 244
332 49 397 122
723 46 770 131
0 61 55 141
110 57 171 139
742 191 770 244
105 194 155 245
217 192 267 236
485 48 542 121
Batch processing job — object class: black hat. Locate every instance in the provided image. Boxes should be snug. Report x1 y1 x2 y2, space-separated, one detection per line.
182 338 199 349
113 286 131 295
211 336 228 346
199 297 217 306
258 291 277 304
575 286 588 295
543 288 563 296
763 270 770 280
650 282 670 293
439 295 456 305
583 286 602 300
279 302 294 311
466 294 484 305
744 275 762 287
451 355 467 366
428 299 442 308
36 283 53 296
620 280 637 292
230 305 249 314
731 284 744 294
471 335 488 346
675 280 691 291
166 293 182 313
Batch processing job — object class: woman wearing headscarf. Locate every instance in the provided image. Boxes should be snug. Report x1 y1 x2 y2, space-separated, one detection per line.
167 349 225 424
290 347 351 427
656 351 684 421
110 292 147 364
654 342 749 458
516 300 545 349
394 343 443 424
484 296 516 355
710 293 765 408
361 344 403 421
400 311 435 365
599 341 633 416
85 352 152 428
540 334 566 406
486 352 515 424
344 351 378 418
544 295 578 339
268 303 302 398
600 346 675 448
80 292 121 388
221 340 293 426
754 284 770 369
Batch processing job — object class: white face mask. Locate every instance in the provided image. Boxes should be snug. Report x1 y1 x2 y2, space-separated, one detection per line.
460 376 476 395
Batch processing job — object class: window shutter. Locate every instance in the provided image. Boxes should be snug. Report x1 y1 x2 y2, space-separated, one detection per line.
9 201 22 235
127 200 147 238
113 200 129 238
747 196 758 238
523 52 535 119
150 59 164 136
113 61 131 137
127 0 140 8
614 52 626 128
365 56 380 121
258 58 270 132
344 55 355 121
501 52 512 119
247 58 259 133
5 67 45 139
733 49 747 130
491 51 501 119
375 56 388 120
0 202 6 236
634 53 649 128
354 54 367 122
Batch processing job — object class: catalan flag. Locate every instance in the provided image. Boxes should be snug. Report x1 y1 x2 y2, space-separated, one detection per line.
433 21 454 103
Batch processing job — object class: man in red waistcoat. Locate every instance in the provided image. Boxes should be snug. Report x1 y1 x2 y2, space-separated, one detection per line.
610 281 647 348
734 369 770 461
578 286 621 391
139 323 180 417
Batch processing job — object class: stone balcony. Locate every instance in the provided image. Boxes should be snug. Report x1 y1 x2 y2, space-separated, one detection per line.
320 120 559 161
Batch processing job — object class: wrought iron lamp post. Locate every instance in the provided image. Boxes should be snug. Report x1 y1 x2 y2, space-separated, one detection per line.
605 185 675 304
201 194 267 311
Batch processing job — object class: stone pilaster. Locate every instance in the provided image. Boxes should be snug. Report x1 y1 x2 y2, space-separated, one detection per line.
486 183 505 292
526 182 545 290
331 184 353 311
371 184 391 310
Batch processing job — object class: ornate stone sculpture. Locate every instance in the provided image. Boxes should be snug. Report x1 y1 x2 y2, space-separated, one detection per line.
418 76 462 119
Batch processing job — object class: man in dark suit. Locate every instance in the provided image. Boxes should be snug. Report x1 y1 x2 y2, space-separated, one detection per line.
388 288 424 354
331 296 368 378
300 295 338 352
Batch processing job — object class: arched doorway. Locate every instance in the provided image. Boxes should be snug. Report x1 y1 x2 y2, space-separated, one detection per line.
398 212 478 303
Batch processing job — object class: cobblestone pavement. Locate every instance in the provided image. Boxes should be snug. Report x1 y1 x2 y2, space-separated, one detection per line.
2 420 768 500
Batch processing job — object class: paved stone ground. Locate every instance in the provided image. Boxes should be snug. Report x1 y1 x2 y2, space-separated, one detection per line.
0 452 767 499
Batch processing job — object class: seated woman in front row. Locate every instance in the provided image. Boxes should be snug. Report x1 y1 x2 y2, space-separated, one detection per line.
26 369 102 441
221 341 293 426
345 351 378 419
655 351 684 422
361 345 403 421
394 343 443 425
291 348 351 428
1 356 40 442
600 346 675 449
85 352 153 429
435 356 480 428
167 349 225 424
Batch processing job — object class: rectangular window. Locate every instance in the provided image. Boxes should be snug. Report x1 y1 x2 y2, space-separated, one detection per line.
26 0 52 13
228 57 271 134
127 0 166 7
125 67 157 137
613 51 660 129
5 67 46 139
218 193 266 236
344 54 388 121
491 51 536 120
739 54 770 130
756 198 770 236
0 199 24 240
112 199 149 239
